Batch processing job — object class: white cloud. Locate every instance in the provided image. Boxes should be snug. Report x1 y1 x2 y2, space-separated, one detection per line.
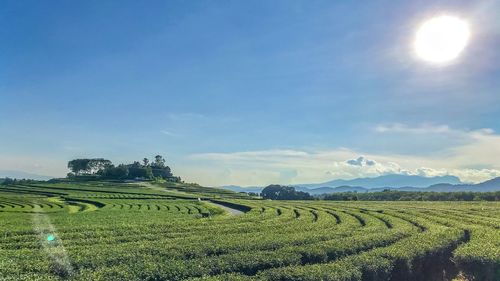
185 124 500 186
346 156 376 166
4 123 499 187
186 149 409 186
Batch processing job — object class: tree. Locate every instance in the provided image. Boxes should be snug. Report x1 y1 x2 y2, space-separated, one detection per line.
261 185 312 200
144 166 154 179
152 165 173 178
89 159 112 174
1 178 15 185
66 155 178 182
149 155 173 179
321 190 500 201
68 159 112 175
103 164 129 179
115 165 129 179
128 164 153 179
153 155 166 168
68 159 92 176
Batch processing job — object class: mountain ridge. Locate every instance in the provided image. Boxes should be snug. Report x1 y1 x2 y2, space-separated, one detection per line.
0 170 55 181
221 174 500 195
296 174 462 189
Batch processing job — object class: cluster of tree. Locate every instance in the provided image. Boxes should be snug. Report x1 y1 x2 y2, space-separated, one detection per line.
67 155 181 182
261 185 312 200
246 192 260 197
1 178 40 186
322 190 500 201
66 158 112 176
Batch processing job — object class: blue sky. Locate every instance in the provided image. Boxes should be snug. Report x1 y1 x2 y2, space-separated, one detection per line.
1 0 500 186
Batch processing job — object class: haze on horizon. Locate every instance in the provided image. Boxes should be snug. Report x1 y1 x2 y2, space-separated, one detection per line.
1 1 500 186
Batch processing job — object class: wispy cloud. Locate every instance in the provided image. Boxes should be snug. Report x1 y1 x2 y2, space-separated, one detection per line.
160 130 180 137
0 155 66 178
375 123 453 134
4 123 500 186
185 124 500 186
193 149 310 163
167 112 239 123
375 123 494 137
167 113 207 121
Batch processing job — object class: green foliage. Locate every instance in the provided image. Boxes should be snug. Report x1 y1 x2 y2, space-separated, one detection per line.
102 164 129 179
261 185 312 200
1 177 15 185
454 227 500 281
68 158 112 176
0 182 498 280
323 190 500 201
66 155 180 182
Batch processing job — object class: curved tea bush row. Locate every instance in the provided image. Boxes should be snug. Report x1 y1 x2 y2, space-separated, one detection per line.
0 182 499 281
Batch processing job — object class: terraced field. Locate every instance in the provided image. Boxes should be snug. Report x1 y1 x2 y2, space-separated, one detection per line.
0 182 498 281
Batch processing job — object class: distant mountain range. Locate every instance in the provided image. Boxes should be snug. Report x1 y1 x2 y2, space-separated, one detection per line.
221 174 500 195
221 185 263 194
297 174 462 189
0 170 54 181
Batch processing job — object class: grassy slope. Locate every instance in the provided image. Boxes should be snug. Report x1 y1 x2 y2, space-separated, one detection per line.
0 181 498 281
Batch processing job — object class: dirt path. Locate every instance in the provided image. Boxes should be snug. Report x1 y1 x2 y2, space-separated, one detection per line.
208 202 244 216
138 182 192 196
138 182 244 216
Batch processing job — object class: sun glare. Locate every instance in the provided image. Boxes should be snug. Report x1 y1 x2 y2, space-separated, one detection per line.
414 15 470 64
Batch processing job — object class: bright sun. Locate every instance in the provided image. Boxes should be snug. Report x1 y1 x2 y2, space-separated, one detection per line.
414 15 470 64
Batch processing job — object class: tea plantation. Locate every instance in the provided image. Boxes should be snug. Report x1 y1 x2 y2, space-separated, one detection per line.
0 181 498 281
